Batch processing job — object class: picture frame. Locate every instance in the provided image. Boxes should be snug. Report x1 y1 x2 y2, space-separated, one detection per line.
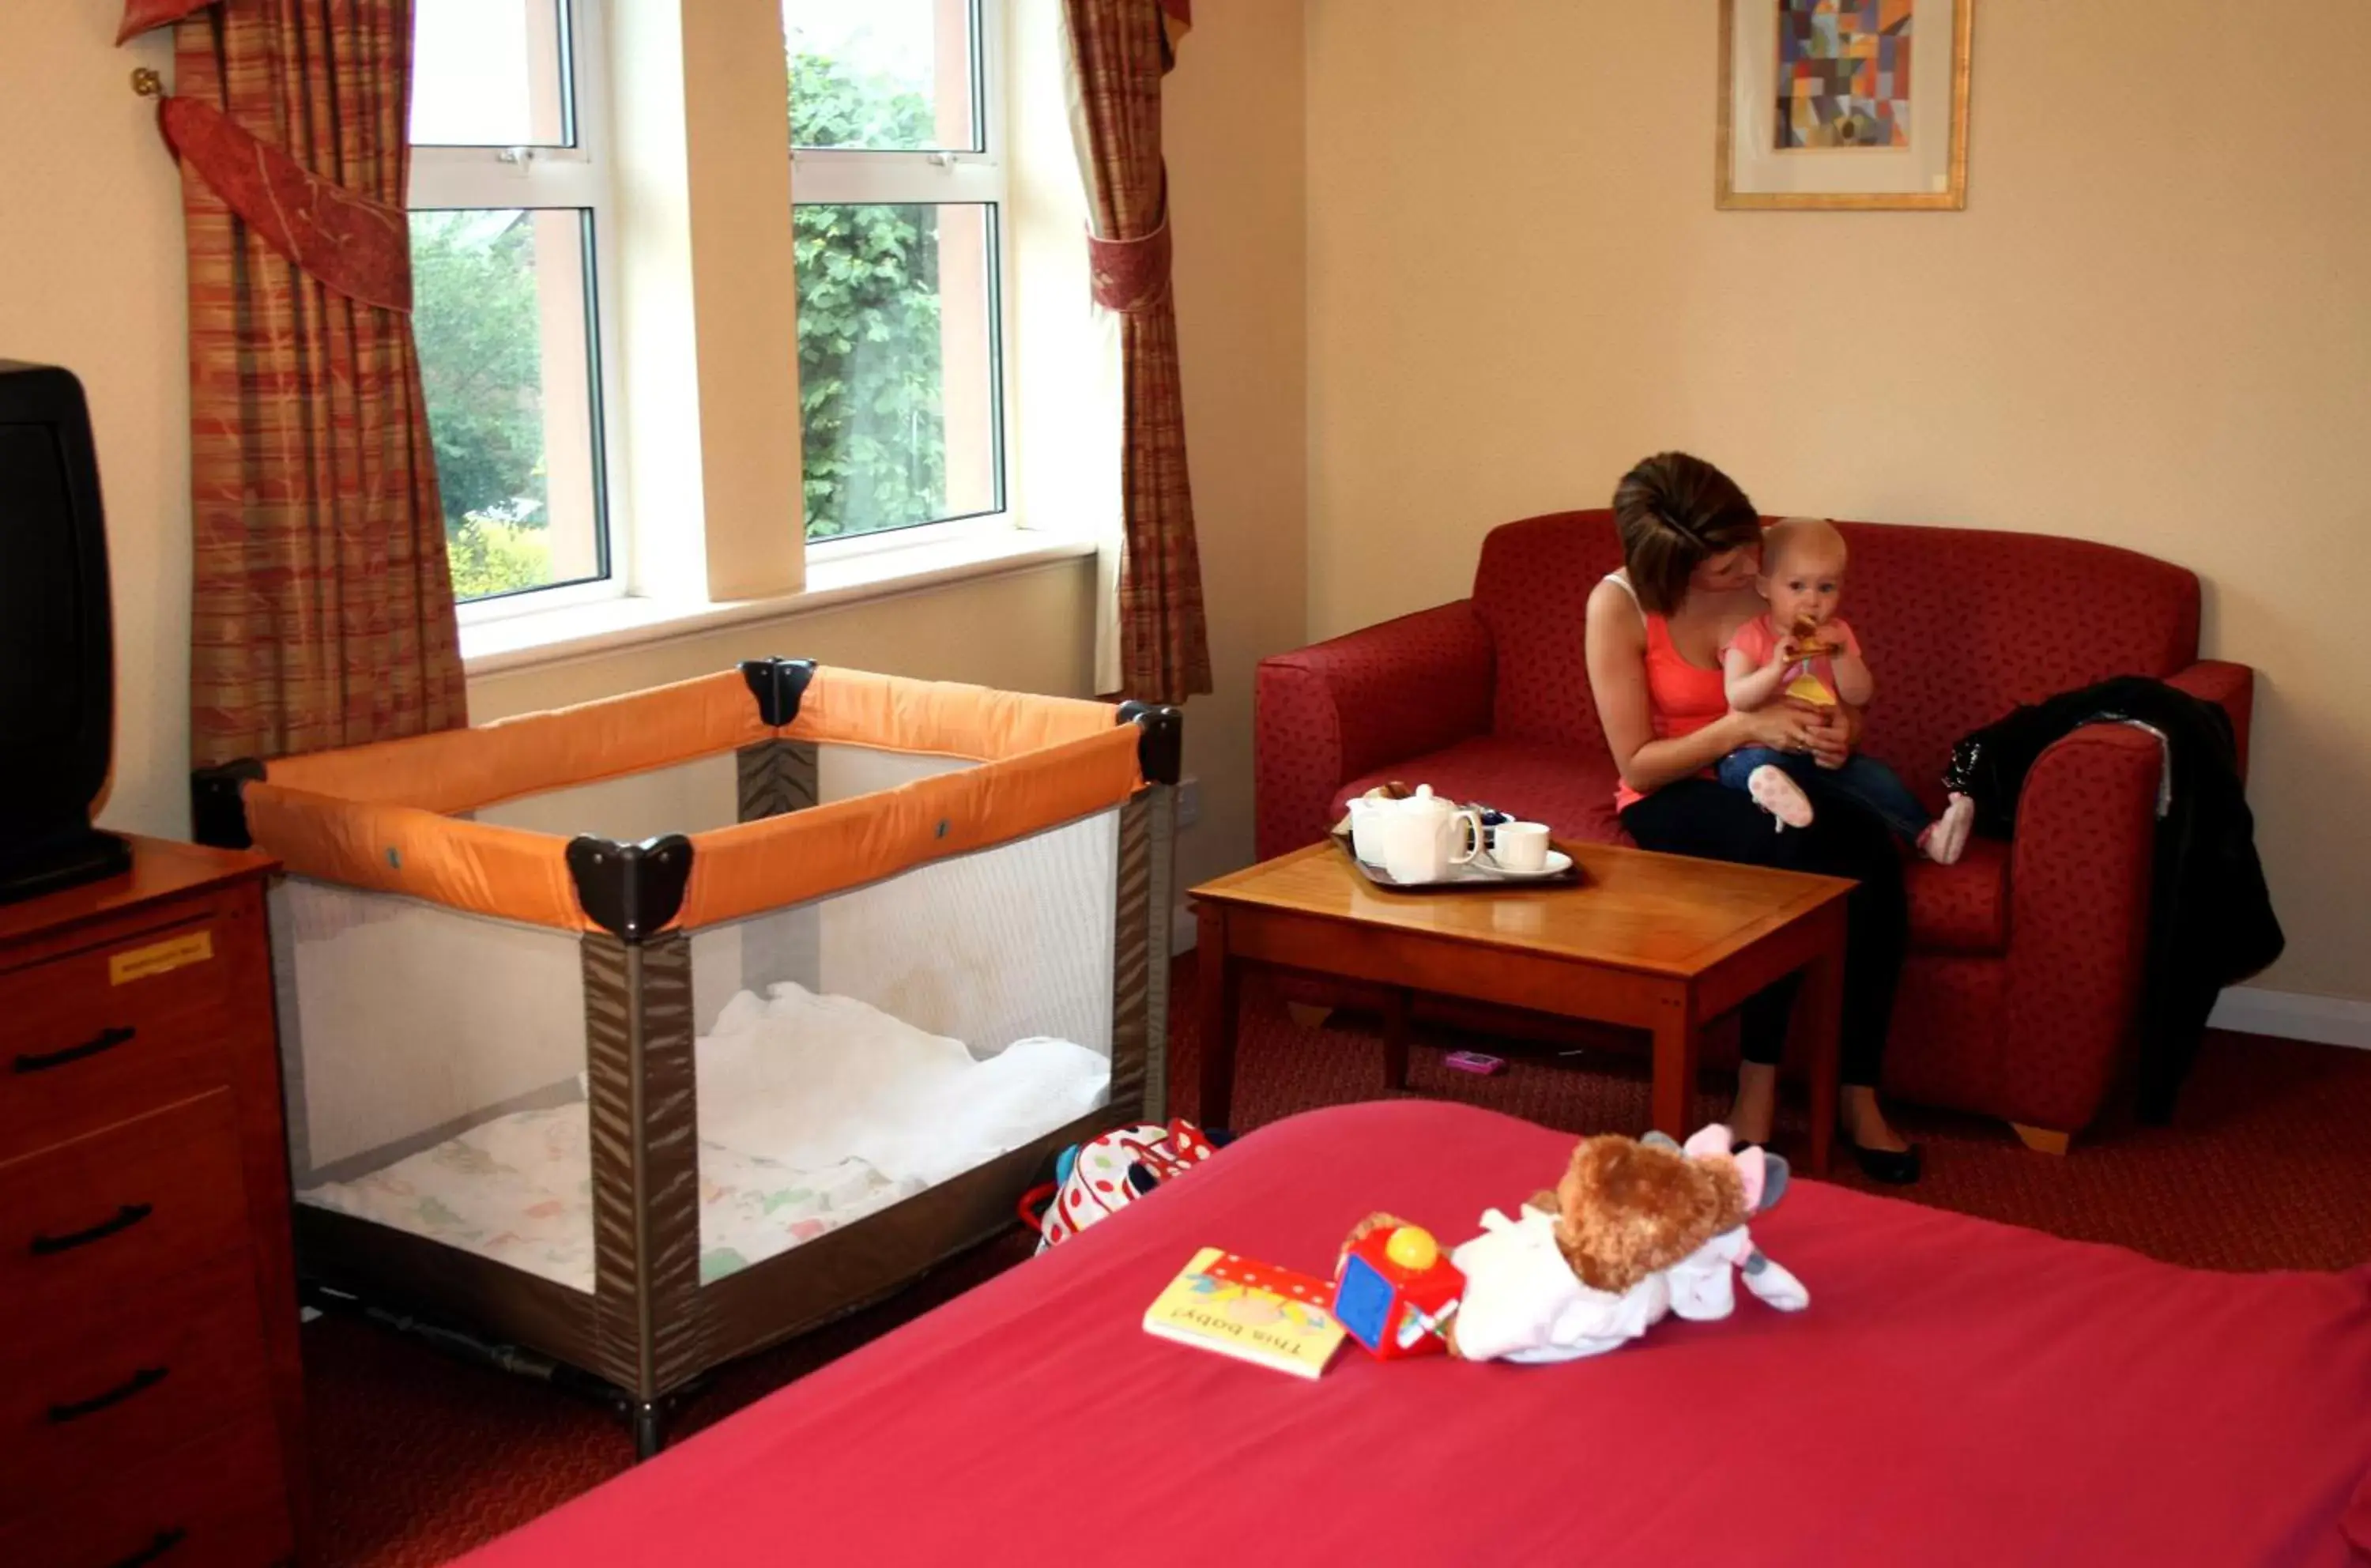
1717 0 1973 211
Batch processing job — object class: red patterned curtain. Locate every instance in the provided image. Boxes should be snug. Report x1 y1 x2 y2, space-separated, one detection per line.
1065 0 1212 707
121 0 466 767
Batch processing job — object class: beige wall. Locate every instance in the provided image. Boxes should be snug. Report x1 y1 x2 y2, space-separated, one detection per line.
1166 0 1311 895
0 3 1303 915
1305 0 2371 999
0 13 187 839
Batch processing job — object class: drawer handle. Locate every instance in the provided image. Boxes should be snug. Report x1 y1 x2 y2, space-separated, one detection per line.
47 1365 169 1423
13 1024 136 1074
109 1528 187 1568
30 1202 154 1256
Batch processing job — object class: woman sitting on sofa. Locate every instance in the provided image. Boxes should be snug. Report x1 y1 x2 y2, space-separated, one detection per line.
1584 451 1919 1183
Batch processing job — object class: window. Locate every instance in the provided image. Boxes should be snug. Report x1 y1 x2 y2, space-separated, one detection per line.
409 0 616 609
786 0 1008 544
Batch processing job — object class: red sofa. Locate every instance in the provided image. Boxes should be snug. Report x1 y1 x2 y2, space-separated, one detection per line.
1254 511 2255 1144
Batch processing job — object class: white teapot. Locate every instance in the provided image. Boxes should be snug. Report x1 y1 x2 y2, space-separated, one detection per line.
1357 786 1483 884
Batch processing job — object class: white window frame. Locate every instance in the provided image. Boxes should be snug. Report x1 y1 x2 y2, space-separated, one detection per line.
409 0 628 624
791 0 1019 564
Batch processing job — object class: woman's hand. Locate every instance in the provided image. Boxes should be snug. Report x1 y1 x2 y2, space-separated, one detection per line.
1735 703 1821 756
1802 700 1860 770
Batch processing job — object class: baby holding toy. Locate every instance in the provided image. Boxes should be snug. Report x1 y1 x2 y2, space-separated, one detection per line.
1718 516 1973 865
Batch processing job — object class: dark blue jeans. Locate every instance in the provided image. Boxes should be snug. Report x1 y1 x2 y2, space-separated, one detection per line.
1718 747 1931 846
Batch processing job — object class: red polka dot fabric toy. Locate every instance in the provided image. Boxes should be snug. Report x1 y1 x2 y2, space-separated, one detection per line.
1020 1119 1223 1253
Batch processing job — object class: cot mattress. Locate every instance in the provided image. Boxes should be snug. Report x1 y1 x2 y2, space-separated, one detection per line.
302 983 1110 1291
301 1105 923 1289
458 1099 2371 1566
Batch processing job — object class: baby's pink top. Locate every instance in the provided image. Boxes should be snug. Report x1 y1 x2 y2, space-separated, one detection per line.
1724 614 1863 712
1725 613 1863 667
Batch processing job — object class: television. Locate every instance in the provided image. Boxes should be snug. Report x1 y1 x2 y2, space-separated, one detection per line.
0 362 128 902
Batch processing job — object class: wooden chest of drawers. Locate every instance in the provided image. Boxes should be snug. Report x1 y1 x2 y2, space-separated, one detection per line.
0 838 303 1567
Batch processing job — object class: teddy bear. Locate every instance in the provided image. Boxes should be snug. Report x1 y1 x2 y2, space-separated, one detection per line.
1348 1124 1805 1364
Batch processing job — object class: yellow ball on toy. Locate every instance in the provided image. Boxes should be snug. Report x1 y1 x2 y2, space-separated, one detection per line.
1385 1225 1439 1272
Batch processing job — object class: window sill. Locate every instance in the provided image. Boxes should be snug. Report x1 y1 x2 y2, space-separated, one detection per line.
460 530 1098 677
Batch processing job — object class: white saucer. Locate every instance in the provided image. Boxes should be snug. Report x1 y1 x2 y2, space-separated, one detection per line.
1476 849 1573 881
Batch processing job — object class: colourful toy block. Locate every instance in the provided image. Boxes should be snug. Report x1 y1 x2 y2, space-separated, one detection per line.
1333 1223 1466 1359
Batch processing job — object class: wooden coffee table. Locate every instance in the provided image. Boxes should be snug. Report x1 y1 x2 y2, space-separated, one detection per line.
1189 841 1855 1173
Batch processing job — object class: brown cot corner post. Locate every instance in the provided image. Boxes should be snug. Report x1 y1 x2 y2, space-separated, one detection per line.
736 657 821 822
566 834 706 1462
191 759 268 850
1117 702 1184 1124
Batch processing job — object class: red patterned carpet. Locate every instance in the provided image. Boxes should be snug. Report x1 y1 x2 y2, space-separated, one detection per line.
304 966 2371 1566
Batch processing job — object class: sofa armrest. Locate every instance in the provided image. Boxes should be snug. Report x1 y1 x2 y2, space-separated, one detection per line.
1253 601 1495 858
2166 660 2254 777
2000 722 2162 1134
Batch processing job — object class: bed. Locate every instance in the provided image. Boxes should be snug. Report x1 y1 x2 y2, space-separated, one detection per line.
194 661 1179 1453
454 1099 2371 1566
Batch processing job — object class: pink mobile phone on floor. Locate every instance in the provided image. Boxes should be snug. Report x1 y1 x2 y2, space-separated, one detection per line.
1443 1050 1506 1076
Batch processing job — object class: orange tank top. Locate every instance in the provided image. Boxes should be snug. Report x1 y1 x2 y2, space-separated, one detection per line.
1607 575 1729 812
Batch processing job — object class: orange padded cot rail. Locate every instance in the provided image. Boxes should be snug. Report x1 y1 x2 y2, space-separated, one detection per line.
246 783 591 929
678 726 1142 930
243 668 1148 933
786 668 1118 762
262 670 770 815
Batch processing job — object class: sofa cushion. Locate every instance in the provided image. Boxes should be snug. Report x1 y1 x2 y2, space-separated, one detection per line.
1470 511 1628 750
1333 737 1628 847
1905 839 2009 955
1839 522 2200 812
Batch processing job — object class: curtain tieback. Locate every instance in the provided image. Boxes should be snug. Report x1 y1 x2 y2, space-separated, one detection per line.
119 3 409 313
152 92 413 314
1088 214 1173 315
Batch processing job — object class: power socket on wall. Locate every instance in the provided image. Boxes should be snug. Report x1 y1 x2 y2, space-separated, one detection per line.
1175 776 1201 831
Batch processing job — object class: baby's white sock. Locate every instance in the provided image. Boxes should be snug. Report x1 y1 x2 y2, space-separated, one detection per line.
1921 793 1975 865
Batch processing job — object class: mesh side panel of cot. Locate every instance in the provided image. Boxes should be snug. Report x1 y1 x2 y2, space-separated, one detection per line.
274 878 597 1295
687 804 1121 1048
683 803 1121 1286
469 752 741 841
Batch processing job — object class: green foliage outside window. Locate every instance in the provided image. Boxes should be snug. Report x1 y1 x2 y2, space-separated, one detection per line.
790 53 949 540
446 514 554 602
409 50 955 606
411 209 560 601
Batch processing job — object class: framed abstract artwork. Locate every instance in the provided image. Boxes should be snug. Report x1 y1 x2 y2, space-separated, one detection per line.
1717 0 1973 210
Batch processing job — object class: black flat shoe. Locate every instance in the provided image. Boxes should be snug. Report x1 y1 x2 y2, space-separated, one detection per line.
1851 1140 1923 1185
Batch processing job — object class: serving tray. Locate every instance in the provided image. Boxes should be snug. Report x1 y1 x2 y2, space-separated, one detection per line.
1327 828 1582 892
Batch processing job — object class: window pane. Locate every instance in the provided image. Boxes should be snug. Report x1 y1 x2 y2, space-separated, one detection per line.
411 0 571 148
795 202 1001 540
785 0 979 152
410 209 607 601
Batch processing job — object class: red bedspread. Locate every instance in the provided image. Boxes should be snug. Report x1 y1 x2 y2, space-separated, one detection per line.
461 1101 2371 1566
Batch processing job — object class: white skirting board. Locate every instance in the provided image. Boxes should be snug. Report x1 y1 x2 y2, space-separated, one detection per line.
1168 915 2365 1053
2208 987 2371 1050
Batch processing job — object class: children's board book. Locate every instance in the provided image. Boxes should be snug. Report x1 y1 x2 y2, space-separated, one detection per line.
1142 1247 1347 1379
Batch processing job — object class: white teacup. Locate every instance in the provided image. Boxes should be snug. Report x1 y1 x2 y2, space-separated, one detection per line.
1491 820 1551 874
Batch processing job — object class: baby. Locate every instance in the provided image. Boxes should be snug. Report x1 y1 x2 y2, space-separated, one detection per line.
1719 517 1973 865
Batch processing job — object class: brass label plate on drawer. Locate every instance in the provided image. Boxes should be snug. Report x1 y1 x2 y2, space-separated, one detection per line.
108 930 213 986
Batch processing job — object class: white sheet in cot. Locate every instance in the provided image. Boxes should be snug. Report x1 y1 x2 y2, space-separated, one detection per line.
298 984 1110 1291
